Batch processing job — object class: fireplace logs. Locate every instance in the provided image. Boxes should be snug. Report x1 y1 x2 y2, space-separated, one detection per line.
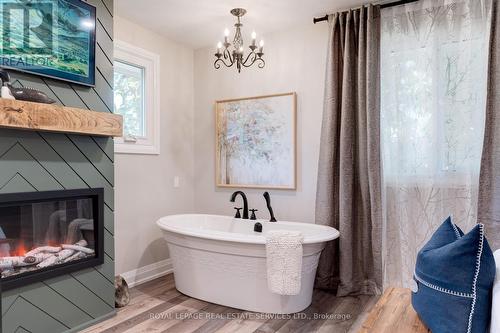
25 246 62 256
62 242 95 254
1 239 95 278
0 256 36 269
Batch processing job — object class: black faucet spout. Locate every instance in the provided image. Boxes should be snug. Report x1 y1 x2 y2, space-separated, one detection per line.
263 192 277 222
230 191 249 219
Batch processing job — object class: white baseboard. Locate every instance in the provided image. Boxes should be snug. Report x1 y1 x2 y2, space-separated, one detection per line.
120 258 173 288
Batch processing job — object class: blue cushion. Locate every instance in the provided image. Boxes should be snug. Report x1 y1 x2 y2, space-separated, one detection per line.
411 216 496 333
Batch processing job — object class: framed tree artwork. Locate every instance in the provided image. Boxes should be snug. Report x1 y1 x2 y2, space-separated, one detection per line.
215 92 297 189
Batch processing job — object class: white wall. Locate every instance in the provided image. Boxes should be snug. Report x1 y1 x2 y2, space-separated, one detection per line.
114 16 195 275
193 24 329 223
113 17 329 277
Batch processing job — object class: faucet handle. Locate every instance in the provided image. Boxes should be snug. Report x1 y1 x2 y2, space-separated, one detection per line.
249 209 258 220
234 207 242 218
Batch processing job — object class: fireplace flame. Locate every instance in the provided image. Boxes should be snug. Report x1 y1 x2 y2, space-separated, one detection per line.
16 241 26 257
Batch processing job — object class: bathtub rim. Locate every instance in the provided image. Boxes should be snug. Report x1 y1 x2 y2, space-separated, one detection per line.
156 214 339 245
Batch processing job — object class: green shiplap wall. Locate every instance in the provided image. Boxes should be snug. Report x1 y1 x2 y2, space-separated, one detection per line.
1 0 116 332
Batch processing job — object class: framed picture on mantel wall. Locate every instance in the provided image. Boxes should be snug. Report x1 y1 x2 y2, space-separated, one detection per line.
215 92 297 190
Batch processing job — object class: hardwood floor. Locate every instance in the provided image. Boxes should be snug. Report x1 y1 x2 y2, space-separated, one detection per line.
82 274 377 333
358 288 429 333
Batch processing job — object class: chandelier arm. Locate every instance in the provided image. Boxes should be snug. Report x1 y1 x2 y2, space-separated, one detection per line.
241 54 265 69
241 58 256 68
241 52 257 66
223 49 234 64
214 57 234 69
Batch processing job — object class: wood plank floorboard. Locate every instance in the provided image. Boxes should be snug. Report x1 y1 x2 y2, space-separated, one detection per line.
83 274 376 333
358 288 429 333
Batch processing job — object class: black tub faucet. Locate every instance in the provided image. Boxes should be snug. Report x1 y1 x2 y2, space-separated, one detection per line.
230 191 249 219
263 192 277 222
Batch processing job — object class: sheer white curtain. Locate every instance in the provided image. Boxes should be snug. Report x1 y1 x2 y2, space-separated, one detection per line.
380 0 492 287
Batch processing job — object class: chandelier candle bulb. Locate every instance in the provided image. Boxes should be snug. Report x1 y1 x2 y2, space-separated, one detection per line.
259 40 264 53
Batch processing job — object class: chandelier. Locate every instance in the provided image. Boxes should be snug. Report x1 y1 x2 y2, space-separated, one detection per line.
214 8 265 73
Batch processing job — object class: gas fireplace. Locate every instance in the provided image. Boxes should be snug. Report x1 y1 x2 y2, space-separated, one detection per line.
0 188 104 290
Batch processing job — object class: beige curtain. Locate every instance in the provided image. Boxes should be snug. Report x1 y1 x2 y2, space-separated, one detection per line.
478 0 500 250
315 4 383 296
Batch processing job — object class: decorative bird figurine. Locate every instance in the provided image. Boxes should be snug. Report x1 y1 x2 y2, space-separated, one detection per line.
0 68 56 104
7 84 56 104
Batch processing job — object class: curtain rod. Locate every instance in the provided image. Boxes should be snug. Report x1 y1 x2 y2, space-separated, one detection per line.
313 0 419 23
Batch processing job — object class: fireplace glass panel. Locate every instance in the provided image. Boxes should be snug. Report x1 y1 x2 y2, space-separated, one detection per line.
0 196 98 281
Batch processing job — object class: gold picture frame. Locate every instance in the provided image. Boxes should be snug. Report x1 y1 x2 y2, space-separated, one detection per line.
215 92 297 190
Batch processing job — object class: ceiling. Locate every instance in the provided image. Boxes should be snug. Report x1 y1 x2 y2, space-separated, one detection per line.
115 0 368 49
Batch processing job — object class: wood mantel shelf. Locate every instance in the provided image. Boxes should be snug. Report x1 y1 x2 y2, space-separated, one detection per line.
0 98 123 137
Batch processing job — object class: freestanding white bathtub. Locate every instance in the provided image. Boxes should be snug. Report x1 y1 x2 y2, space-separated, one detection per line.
156 214 339 314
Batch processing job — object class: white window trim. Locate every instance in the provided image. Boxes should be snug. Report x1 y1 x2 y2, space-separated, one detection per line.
114 40 160 155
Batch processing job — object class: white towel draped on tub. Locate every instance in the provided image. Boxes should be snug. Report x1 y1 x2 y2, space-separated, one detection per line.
266 230 304 295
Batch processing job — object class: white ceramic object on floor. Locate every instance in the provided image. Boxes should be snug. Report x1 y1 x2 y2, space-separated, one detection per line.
156 214 339 314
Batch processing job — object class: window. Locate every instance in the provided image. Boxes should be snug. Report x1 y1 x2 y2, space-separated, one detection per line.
114 61 145 137
114 41 160 154
380 2 490 182
380 0 492 289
